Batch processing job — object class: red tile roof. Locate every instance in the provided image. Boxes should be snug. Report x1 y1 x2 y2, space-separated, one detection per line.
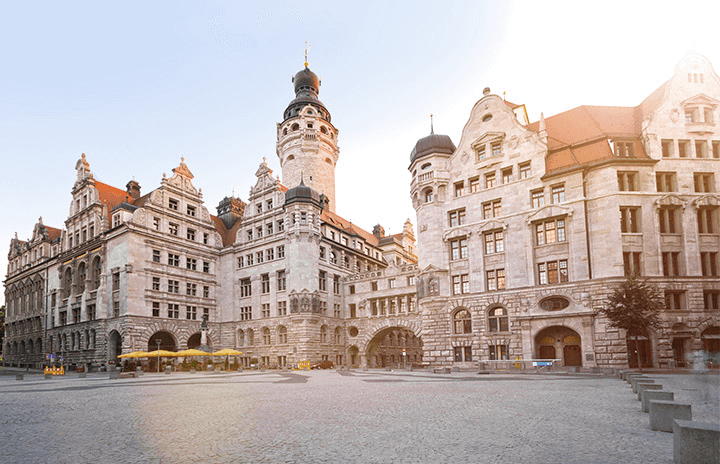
210 214 244 247
46 226 62 242
95 180 133 221
321 210 379 247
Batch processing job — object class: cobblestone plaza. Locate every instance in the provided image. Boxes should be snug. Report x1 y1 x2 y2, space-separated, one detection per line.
0 370 717 463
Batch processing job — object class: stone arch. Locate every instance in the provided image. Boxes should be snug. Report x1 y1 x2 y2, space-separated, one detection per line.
108 330 122 363
146 331 178 352
534 325 583 367
359 319 423 353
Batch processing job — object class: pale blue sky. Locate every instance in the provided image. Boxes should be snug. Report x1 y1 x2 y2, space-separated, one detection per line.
2 1 718 304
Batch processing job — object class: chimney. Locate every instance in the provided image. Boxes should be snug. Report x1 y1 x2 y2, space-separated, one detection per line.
216 196 246 230
126 180 141 201
372 224 385 238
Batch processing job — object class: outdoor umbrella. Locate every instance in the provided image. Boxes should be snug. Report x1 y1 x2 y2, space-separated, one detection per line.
118 351 149 358
143 349 178 373
176 348 213 371
211 348 243 369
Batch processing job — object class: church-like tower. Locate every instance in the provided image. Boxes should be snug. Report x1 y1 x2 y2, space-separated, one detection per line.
276 63 340 213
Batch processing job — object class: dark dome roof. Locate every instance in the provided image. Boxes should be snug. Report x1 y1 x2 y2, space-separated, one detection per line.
293 67 320 94
285 180 323 208
283 67 331 123
410 133 456 163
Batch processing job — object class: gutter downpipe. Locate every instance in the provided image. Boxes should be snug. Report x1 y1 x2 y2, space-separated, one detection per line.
582 168 592 280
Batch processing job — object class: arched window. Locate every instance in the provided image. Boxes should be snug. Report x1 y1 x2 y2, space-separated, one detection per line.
329 252 337 265
237 329 245 347
262 327 271 345
291 123 299 131
488 307 509 332
77 262 86 294
320 325 328 343
91 257 102 291
423 188 433 203
453 309 472 334
63 268 73 298
246 329 254 346
334 327 341 344
278 326 287 344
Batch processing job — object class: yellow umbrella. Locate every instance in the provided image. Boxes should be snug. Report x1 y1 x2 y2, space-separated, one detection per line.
144 350 178 357
212 349 244 370
118 351 149 358
176 349 214 356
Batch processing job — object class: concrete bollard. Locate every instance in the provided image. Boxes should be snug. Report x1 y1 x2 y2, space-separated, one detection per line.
673 419 720 464
642 390 673 413
633 379 655 393
649 400 692 432
165 366 172 375
625 372 644 383
637 383 663 400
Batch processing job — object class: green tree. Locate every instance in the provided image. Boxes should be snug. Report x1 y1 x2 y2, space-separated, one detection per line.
600 275 664 371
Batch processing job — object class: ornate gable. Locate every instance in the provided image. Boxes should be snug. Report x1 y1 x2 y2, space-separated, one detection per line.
526 204 573 224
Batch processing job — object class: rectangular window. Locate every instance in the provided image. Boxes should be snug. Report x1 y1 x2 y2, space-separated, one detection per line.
169 223 178 236
701 252 718 276
319 247 326 260
452 274 469 295
168 279 179 293
698 207 717 234
112 272 120 291
664 291 685 310
334 303 341 318
536 218 566 245
531 189 544 208
203 233 209 244
502 167 513 184
450 237 469 260
476 145 486 161
469 177 480 193
186 229 196 241
237 256 244 268
704 291 720 311
256 226 263 239
407 275 416 286
278 301 287 316
678 140 690 158
273 270 285 292
620 207 641 233
247 229 253 241
519 162 531 179
486 269 505 291
485 172 496 188
485 231 504 254
277 245 285 258
168 253 180 267
614 140 635 157
696 140 708 158
186 257 197 270
623 252 642 276
371 281 378 291
266 248 274 261
694 173 715 193
661 139 674 157
454 182 464 197
454 346 473 362
713 141 720 159
152 249 161 263
240 306 252 321
489 344 508 361
153 217 160 231
551 184 565 203
152 277 160 291
152 302 160 317
240 278 252 297
319 271 327 291
617 171 639 191
261 274 270 293
256 203 262 214
448 209 466 227
266 222 274 236
203 261 210 273
662 252 681 276
187 205 196 217
168 198 178 210
112 214 121 228
659 207 679 234
262 303 271 318
186 305 197 320
491 141 501 157
389 278 396 289
333 275 341 294
167 303 179 319
203 286 210 298
186 283 197 296
538 259 568 285
482 200 501 219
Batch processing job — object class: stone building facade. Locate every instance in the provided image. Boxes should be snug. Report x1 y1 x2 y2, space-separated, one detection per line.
4 54 719 371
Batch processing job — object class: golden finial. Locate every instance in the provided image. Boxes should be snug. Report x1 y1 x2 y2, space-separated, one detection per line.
304 42 311 68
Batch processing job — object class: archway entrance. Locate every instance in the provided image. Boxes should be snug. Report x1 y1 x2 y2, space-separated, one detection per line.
366 327 422 368
108 330 122 363
147 331 177 371
187 333 209 350
535 326 582 367
348 346 359 367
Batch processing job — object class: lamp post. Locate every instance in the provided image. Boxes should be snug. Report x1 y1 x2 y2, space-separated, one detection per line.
156 339 161 373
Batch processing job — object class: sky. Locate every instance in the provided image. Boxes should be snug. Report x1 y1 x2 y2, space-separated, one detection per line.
1 1 719 304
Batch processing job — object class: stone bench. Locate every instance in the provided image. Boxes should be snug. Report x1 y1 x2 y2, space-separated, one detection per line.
642 390 673 413
108 371 119 379
433 367 451 374
118 372 139 379
637 383 663 400
631 377 655 393
625 372 644 382
673 419 720 464
649 400 692 432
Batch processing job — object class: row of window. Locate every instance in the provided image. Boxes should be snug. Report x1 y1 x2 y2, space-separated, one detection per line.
151 277 212 297
152 214 211 245
239 271 287 298
433 162 532 204
237 324 341 347
618 171 716 193
661 139 719 159
318 271 341 294
324 229 380 260
453 344 510 362
623 251 718 277
237 246 285 268
620 205 717 234
367 295 416 315
452 307 509 334
151 302 210 320
246 218 284 241
659 290 720 311
153 249 212 272
67 223 96 249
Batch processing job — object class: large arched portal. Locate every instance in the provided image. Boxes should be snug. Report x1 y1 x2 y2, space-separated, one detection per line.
535 326 582 367
187 333 210 350
147 331 177 352
366 327 423 368
108 330 122 363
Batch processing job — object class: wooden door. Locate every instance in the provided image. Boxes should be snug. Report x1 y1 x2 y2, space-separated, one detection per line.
563 345 582 366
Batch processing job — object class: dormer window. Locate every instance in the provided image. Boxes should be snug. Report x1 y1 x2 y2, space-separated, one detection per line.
112 214 121 228
613 140 635 157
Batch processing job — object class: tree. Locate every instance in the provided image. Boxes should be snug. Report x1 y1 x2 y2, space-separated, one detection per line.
600 275 664 371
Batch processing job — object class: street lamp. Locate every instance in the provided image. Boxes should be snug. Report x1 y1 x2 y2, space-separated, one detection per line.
156 339 161 373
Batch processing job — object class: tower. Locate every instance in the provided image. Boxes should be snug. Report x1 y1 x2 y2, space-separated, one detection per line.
276 62 340 212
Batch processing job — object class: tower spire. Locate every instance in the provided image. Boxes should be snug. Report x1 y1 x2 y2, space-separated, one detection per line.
304 42 311 68
430 114 434 134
